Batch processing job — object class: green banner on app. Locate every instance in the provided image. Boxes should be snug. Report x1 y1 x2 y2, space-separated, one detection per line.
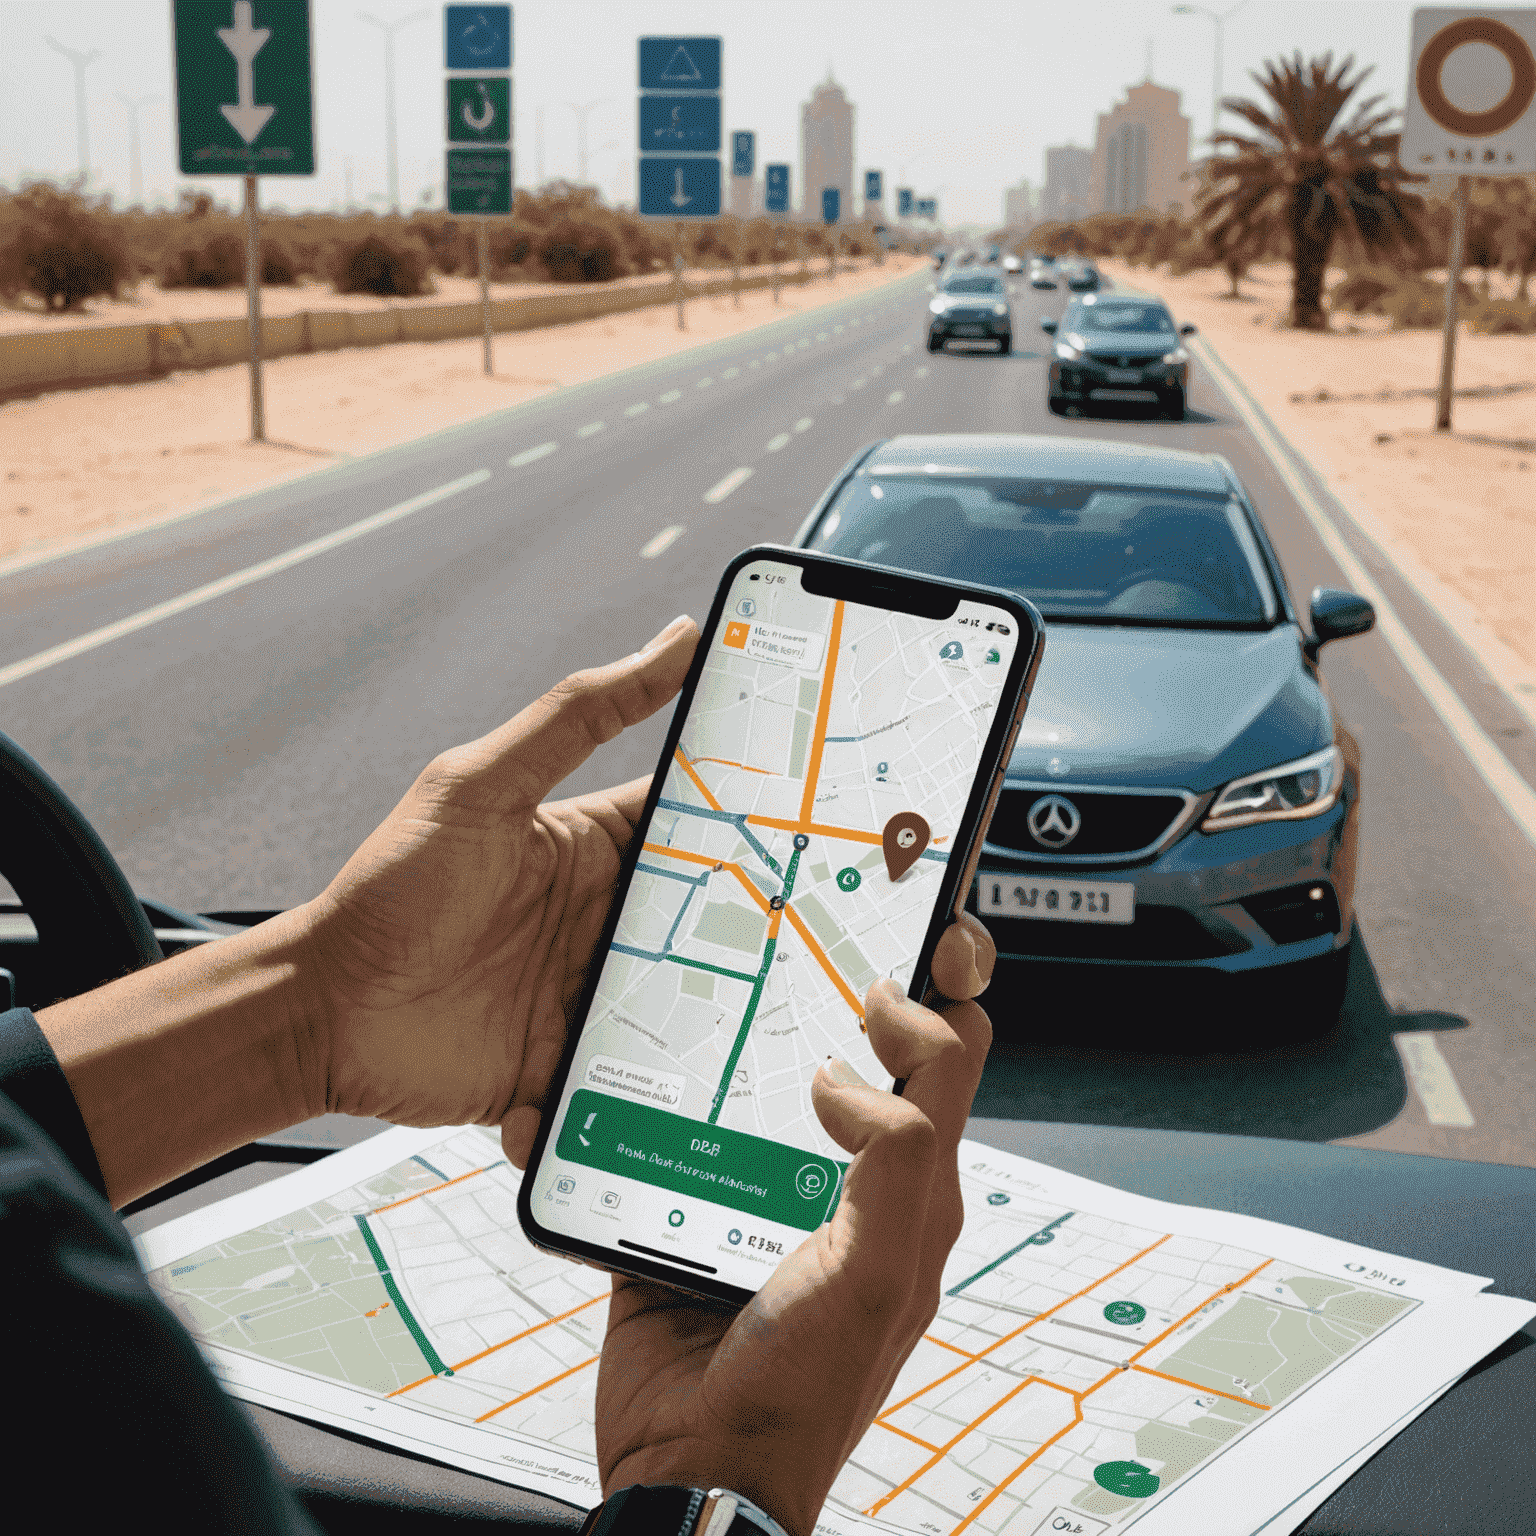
554 1089 844 1230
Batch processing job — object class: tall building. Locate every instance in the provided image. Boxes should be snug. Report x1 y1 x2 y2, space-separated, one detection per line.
1040 145 1091 223
800 73 855 219
1003 179 1034 229
1090 81 1192 215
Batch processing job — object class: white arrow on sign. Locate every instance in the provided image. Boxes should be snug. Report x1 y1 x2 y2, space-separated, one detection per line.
671 166 692 207
462 82 495 133
218 0 276 145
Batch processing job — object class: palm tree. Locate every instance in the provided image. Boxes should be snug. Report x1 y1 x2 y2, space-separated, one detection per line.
1196 53 1423 330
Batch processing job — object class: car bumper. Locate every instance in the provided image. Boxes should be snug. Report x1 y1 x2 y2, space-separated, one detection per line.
969 794 1356 976
1050 358 1187 400
931 317 1011 338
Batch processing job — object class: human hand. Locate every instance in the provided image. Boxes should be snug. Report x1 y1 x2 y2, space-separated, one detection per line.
300 615 700 1165
591 916 996 1536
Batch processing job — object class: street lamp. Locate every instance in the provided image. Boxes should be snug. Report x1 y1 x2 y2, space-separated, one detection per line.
1171 1 1248 152
45 36 102 184
358 9 429 213
117 94 160 207
565 98 612 185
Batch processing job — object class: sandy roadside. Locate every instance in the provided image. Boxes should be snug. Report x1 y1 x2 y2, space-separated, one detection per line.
1096 258 1536 677
0 255 920 567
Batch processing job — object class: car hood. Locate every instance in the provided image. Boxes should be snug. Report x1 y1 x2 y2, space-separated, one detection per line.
1073 328 1175 353
1008 624 1330 792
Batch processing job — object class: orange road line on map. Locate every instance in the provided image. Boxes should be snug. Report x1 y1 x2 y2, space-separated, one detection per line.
924 1335 978 1359
693 756 776 775
386 1294 610 1397
373 1165 491 1213
782 903 865 1021
1129 1258 1274 1363
641 843 771 913
798 599 845 828
876 1421 942 1453
949 1404 1086 1534
673 749 725 812
365 1302 392 1319
473 1355 599 1422
747 814 883 846
1132 1364 1270 1408
878 1234 1173 1419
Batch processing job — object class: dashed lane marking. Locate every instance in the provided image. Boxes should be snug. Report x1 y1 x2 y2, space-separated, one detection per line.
914 366 930 378
624 402 649 416
721 366 740 379
697 376 715 388
851 378 868 389
887 390 905 404
658 389 682 403
816 332 828 342
766 433 792 452
575 421 605 438
0 471 493 691
793 417 813 432
1394 1032 1476 1127
640 525 687 559
508 441 558 468
703 467 754 504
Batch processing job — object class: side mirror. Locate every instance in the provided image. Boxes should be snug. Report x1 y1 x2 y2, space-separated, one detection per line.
1180 322 1198 336
1039 317 1058 334
1308 587 1375 655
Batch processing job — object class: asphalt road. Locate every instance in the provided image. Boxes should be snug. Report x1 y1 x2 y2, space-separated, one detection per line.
3 263 1532 1166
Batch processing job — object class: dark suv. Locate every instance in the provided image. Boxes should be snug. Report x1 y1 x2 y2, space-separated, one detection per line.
927 271 1012 353
1043 293 1196 419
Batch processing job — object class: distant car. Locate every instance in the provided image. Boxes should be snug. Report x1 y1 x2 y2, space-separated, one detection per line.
1029 258 1058 290
931 246 949 269
793 433 1376 1029
983 244 1001 263
1064 260 1101 292
928 270 1012 353
1002 253 1023 273
1042 293 1196 419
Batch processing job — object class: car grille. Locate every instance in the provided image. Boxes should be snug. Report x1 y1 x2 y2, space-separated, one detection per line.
946 307 995 321
979 905 1229 961
1086 351 1164 366
987 787 1191 861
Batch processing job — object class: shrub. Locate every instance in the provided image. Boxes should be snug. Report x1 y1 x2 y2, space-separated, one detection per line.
0 181 131 310
537 219 622 282
328 231 433 296
1381 275 1472 329
159 230 245 287
1467 297 1536 335
1330 265 1400 314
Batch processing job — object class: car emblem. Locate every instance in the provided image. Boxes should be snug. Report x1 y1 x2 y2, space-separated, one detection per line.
1027 794 1081 849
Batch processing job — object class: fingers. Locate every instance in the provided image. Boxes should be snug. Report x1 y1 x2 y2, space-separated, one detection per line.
928 912 996 1003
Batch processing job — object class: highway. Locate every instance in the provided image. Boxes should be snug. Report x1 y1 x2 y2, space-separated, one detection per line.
2 263 1532 1166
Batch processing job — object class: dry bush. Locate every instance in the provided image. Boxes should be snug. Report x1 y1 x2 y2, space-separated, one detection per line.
536 219 621 282
0 181 131 310
1330 265 1402 313
159 230 244 287
1467 297 1536 334
1331 265 1474 328
328 231 434 296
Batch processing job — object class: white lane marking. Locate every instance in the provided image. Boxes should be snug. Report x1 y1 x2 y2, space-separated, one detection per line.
765 351 779 361
793 417 813 432
721 366 740 379
851 378 868 389
1394 1033 1476 1127
887 390 905 404
766 433 792 452
870 364 884 376
914 366 930 379
703 467 754 504
640 525 687 559
576 420 605 438
508 441 558 468
0 471 492 692
834 325 845 334
624 401 649 416
697 376 714 388
658 389 682 403
1194 336 1536 852
749 358 761 368
815 332 828 342
901 343 913 353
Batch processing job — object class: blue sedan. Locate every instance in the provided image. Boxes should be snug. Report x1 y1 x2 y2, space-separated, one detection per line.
793 434 1376 1030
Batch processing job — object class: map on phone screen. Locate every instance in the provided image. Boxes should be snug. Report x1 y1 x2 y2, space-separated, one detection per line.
534 555 1019 1285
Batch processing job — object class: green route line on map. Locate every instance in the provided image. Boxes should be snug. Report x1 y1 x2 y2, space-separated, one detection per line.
707 845 803 1124
946 1212 1078 1297
354 1214 453 1379
412 1154 447 1180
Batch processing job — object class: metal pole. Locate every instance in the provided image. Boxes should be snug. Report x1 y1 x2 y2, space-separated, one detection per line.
829 229 837 280
46 38 101 184
732 223 741 308
1211 15 1222 150
479 217 493 375
675 222 687 330
799 226 807 282
383 27 398 211
243 175 266 442
1436 175 1469 432
772 225 782 305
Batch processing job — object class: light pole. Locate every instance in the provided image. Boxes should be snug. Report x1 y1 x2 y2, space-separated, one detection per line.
358 9 429 213
1172 2 1248 152
117 93 160 206
565 98 611 184
45 36 101 184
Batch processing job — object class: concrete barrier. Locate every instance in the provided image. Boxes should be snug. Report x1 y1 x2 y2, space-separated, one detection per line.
0 263 855 402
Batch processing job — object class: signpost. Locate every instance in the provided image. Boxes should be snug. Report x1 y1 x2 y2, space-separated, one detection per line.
765 163 790 304
638 36 722 329
916 196 938 220
822 186 840 278
898 186 914 218
864 170 884 263
730 131 754 303
444 6 512 376
1402 8 1536 428
173 0 315 443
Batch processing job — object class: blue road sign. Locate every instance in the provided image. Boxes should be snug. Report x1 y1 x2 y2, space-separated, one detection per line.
640 156 721 217
898 187 913 217
865 169 883 203
732 130 755 179
638 36 721 92
639 94 720 153
764 162 790 212
916 197 937 219
822 187 840 224
445 5 511 70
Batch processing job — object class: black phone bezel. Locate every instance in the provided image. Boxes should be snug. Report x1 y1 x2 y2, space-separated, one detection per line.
516 544 1045 1308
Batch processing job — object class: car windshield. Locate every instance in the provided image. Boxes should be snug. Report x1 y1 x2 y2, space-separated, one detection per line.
1074 302 1175 332
943 275 1005 294
812 473 1278 626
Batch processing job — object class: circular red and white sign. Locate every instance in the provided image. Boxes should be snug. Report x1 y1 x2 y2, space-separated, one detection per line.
1416 16 1536 136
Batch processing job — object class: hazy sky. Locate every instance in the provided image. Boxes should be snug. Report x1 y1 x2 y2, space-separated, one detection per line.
1 1 1432 226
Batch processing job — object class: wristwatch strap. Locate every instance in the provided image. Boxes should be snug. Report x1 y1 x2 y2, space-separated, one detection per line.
579 1484 791 1536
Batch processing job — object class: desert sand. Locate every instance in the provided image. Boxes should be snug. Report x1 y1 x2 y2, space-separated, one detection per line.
1098 258 1536 676
0 255 917 569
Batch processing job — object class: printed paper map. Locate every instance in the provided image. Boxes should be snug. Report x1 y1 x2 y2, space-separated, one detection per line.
138 1125 1533 1534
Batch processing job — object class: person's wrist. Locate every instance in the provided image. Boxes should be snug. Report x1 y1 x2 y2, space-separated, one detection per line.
603 1444 820 1536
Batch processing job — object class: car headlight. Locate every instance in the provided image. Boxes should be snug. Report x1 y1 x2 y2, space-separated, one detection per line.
992 303 1009 316
1201 746 1342 832
1162 346 1190 365
1055 340 1082 361
929 299 946 314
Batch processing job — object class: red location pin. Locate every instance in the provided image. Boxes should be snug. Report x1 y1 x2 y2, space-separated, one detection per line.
882 812 931 881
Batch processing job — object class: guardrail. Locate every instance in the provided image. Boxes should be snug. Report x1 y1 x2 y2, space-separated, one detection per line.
0 261 867 403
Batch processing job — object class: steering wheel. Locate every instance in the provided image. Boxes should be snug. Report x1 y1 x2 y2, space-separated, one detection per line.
0 730 161 1010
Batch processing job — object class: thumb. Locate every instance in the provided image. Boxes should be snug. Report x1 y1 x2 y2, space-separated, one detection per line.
476 616 699 809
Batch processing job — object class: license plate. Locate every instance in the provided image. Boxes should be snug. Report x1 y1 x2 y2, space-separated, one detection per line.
977 876 1135 924
1105 368 1143 382
954 325 984 336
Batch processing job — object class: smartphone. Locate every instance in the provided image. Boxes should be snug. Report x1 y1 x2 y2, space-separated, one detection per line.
517 545 1044 1306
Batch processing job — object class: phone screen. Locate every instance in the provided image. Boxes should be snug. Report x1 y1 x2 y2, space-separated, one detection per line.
526 553 1025 1290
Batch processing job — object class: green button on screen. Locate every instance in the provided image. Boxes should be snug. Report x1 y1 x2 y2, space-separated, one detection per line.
555 1089 845 1231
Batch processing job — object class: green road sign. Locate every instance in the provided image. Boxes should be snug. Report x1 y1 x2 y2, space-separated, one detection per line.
1093 1461 1161 1498
1103 1300 1147 1326
447 147 513 213
173 0 314 176
447 76 511 143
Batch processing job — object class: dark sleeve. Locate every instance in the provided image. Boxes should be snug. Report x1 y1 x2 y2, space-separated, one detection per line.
0 1007 324 1534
